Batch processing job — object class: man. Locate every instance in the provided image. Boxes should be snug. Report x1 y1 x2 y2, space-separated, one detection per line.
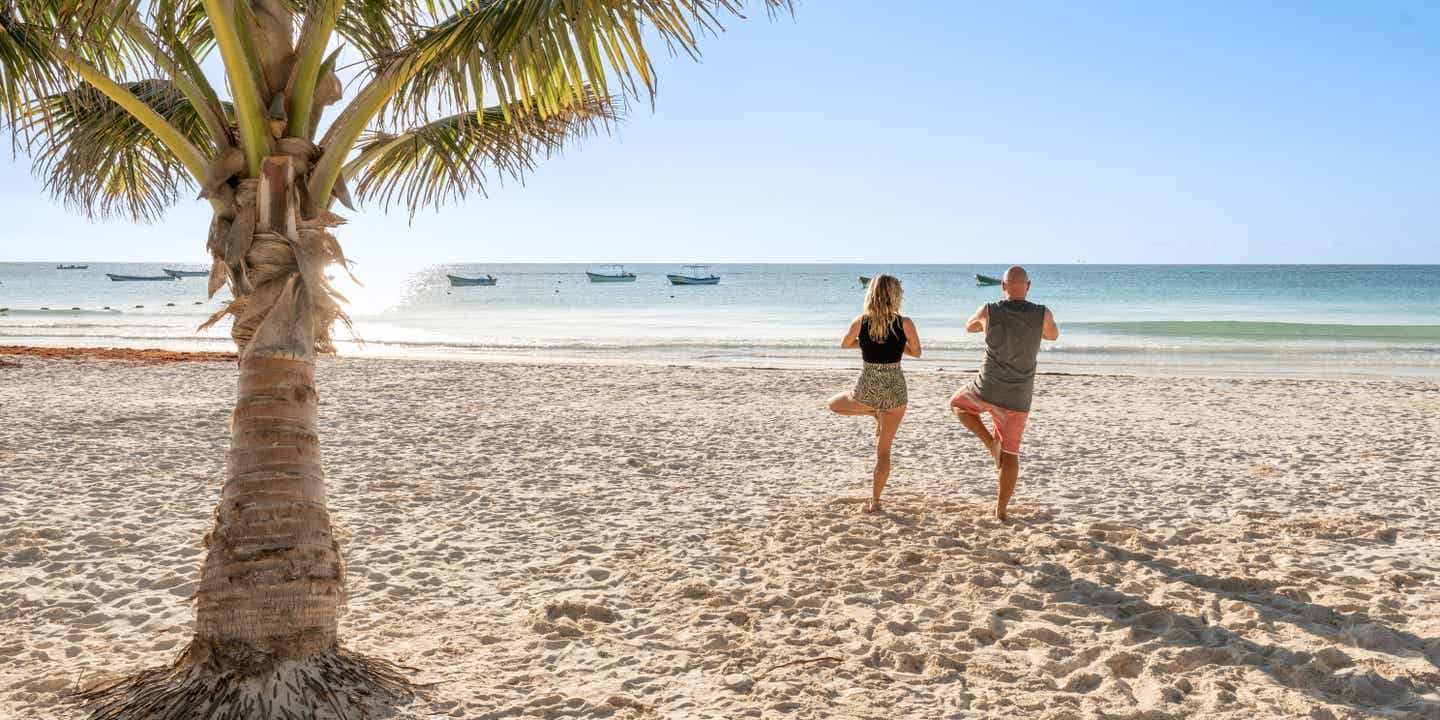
950 266 1059 521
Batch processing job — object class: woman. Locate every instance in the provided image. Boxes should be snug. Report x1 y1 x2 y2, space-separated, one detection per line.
827 274 921 512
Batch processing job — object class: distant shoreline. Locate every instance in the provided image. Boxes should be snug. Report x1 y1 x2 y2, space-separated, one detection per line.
5 263 1436 381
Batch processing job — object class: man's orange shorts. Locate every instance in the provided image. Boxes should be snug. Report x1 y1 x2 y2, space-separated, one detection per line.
950 387 1029 456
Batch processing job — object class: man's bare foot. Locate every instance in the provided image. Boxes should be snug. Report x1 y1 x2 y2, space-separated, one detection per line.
993 508 1010 523
865 498 883 513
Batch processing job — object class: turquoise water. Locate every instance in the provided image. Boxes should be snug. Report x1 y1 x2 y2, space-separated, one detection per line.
2 263 1437 379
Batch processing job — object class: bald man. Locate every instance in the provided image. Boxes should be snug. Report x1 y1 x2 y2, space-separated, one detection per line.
950 266 1059 521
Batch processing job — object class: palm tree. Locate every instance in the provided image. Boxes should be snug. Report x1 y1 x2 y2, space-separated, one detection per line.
1 0 789 716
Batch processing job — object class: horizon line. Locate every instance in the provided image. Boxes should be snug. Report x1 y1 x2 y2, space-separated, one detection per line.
4 260 1439 267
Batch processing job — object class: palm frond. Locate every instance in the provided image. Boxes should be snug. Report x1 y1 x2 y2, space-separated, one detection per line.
121 13 229 145
347 92 616 216
312 0 789 209
170 0 217 60
381 0 792 128
286 0 343 137
333 0 409 59
199 0 270 173
19 79 210 221
13 0 154 78
0 6 64 125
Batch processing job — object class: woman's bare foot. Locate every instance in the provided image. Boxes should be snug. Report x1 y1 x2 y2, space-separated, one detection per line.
865 498 883 513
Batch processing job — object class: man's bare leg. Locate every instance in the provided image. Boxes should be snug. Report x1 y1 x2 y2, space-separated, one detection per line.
995 452 1019 522
953 409 1000 464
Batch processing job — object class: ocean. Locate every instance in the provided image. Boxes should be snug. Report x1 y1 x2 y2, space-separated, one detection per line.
2 263 1437 379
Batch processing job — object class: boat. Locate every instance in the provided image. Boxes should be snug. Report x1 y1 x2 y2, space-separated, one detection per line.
859 275 871 285
106 273 177 282
586 265 637 282
975 273 1002 286
448 273 497 287
163 268 209 278
56 264 88 269
667 265 720 285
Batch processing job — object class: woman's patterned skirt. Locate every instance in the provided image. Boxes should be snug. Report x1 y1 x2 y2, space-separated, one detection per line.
849 361 908 410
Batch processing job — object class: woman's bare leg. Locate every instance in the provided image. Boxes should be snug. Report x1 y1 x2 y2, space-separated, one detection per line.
867 406 906 512
828 393 876 416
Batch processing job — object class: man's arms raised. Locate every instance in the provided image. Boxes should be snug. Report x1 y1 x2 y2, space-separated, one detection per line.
965 305 989 333
967 304 1057 339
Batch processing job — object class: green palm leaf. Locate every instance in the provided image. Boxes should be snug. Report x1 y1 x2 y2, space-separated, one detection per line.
332 0 409 58
387 0 792 125
347 92 615 215
9 0 791 221
19 78 212 221
0 6 64 123
312 0 790 207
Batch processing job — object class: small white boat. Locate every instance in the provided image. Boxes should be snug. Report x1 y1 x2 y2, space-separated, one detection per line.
448 274 497 287
56 264 88 270
107 273 177 282
586 265 637 282
667 265 720 285
163 268 209 278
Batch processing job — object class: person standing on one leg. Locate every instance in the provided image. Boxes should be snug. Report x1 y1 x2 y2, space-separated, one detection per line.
950 266 1059 521
827 274 922 513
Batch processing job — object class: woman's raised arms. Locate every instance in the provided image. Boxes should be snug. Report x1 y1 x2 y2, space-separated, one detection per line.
841 315 864 349
902 316 922 358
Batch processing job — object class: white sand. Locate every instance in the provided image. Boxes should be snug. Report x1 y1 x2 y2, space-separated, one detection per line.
1 355 1438 719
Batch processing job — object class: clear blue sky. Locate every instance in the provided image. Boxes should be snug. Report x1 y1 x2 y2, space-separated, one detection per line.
2 0 1436 264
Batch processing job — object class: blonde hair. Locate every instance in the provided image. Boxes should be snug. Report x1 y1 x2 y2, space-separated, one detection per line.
862 274 903 342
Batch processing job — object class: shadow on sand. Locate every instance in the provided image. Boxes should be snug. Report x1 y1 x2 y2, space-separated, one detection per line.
1002 524 1440 716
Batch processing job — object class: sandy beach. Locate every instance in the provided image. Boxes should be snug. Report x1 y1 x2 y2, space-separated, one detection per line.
1 351 1437 719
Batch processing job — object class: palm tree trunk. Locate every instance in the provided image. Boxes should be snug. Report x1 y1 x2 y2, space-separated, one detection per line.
192 347 342 662
80 157 410 720
191 158 342 665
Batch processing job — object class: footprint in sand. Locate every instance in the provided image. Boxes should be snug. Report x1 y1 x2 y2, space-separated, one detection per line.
532 598 618 635
1104 650 1145 679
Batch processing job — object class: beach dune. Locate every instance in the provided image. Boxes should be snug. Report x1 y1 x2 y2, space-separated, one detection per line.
1 353 1437 718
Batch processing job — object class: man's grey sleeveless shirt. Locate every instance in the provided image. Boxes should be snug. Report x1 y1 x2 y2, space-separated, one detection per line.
972 300 1047 412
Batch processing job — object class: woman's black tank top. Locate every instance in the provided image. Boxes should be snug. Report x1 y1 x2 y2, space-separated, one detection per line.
859 315 906 363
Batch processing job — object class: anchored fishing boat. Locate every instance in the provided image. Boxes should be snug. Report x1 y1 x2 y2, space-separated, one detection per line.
56 264 88 269
586 265 637 282
975 273 1002 286
163 268 209 278
448 274 497 287
667 265 720 285
106 273 176 282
